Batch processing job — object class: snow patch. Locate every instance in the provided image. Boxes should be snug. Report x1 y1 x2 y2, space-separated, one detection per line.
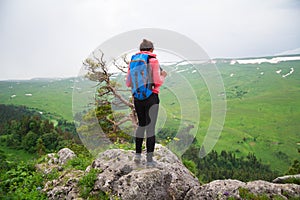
230 73 234 77
176 69 188 73
230 60 237 65
25 93 32 96
11 94 16 98
236 56 300 64
276 69 282 74
176 61 191 66
282 68 294 78
161 62 178 66
175 60 208 66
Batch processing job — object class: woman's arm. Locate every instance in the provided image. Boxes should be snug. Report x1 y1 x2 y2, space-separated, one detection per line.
125 65 131 87
151 58 166 86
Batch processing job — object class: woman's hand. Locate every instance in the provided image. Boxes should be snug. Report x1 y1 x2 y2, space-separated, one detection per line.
161 70 167 77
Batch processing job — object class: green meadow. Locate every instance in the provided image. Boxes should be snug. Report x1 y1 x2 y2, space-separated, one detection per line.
0 55 299 172
210 59 300 172
161 57 300 172
0 78 74 121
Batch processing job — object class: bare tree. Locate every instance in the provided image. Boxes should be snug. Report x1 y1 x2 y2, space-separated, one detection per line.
82 50 137 133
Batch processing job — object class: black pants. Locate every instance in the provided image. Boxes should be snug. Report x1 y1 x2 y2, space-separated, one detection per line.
134 93 159 154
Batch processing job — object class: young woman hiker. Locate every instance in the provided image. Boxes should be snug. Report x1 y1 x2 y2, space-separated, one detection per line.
126 39 167 166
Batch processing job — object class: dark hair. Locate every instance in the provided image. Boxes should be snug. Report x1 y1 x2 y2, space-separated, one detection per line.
139 39 154 51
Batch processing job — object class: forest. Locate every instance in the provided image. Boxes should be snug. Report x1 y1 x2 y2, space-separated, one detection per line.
0 104 299 199
0 104 80 154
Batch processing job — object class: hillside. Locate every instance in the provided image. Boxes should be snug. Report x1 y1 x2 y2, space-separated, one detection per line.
210 56 300 172
158 55 300 173
0 54 299 173
0 78 75 121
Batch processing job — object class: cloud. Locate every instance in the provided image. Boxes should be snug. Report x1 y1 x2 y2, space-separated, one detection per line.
0 0 299 80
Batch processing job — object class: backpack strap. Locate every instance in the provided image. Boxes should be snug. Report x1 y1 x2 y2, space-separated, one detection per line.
146 55 155 89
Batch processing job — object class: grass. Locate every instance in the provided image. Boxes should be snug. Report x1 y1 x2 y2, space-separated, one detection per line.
0 78 74 121
0 57 299 174
78 168 107 199
163 59 300 172
0 140 36 162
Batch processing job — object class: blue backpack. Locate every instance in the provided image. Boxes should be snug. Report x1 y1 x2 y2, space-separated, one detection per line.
129 53 154 100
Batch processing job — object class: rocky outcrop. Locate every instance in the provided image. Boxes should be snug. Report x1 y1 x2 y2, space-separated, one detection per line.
186 179 300 200
44 169 83 200
36 148 77 174
36 148 83 200
90 144 200 200
39 146 300 200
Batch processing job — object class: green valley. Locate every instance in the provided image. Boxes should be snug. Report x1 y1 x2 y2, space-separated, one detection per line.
0 55 299 174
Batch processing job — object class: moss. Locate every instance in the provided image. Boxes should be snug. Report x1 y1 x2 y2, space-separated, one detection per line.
238 187 272 200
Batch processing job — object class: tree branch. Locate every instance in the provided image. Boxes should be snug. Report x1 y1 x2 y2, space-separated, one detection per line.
112 59 127 74
109 85 134 109
84 49 138 133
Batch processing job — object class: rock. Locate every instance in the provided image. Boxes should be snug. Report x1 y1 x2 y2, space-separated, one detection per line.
39 146 300 199
40 148 79 199
43 169 84 200
273 174 300 183
185 179 245 200
116 168 173 199
58 148 77 165
91 144 200 200
246 180 300 199
47 153 58 165
36 148 76 175
185 179 300 200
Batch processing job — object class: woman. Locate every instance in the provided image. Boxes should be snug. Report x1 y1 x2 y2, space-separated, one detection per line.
126 39 167 166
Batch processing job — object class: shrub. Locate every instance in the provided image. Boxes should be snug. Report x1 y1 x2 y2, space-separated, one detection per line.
78 168 106 199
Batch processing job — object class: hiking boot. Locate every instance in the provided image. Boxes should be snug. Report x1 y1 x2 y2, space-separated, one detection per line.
134 153 141 163
146 152 156 167
146 152 154 162
146 160 158 168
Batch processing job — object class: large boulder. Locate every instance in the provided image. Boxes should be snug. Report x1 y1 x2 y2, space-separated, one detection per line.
91 144 200 200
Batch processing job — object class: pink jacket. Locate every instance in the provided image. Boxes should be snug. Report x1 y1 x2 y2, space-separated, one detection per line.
126 51 165 94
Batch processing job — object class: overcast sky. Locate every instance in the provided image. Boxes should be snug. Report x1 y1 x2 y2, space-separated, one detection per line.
0 0 299 80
